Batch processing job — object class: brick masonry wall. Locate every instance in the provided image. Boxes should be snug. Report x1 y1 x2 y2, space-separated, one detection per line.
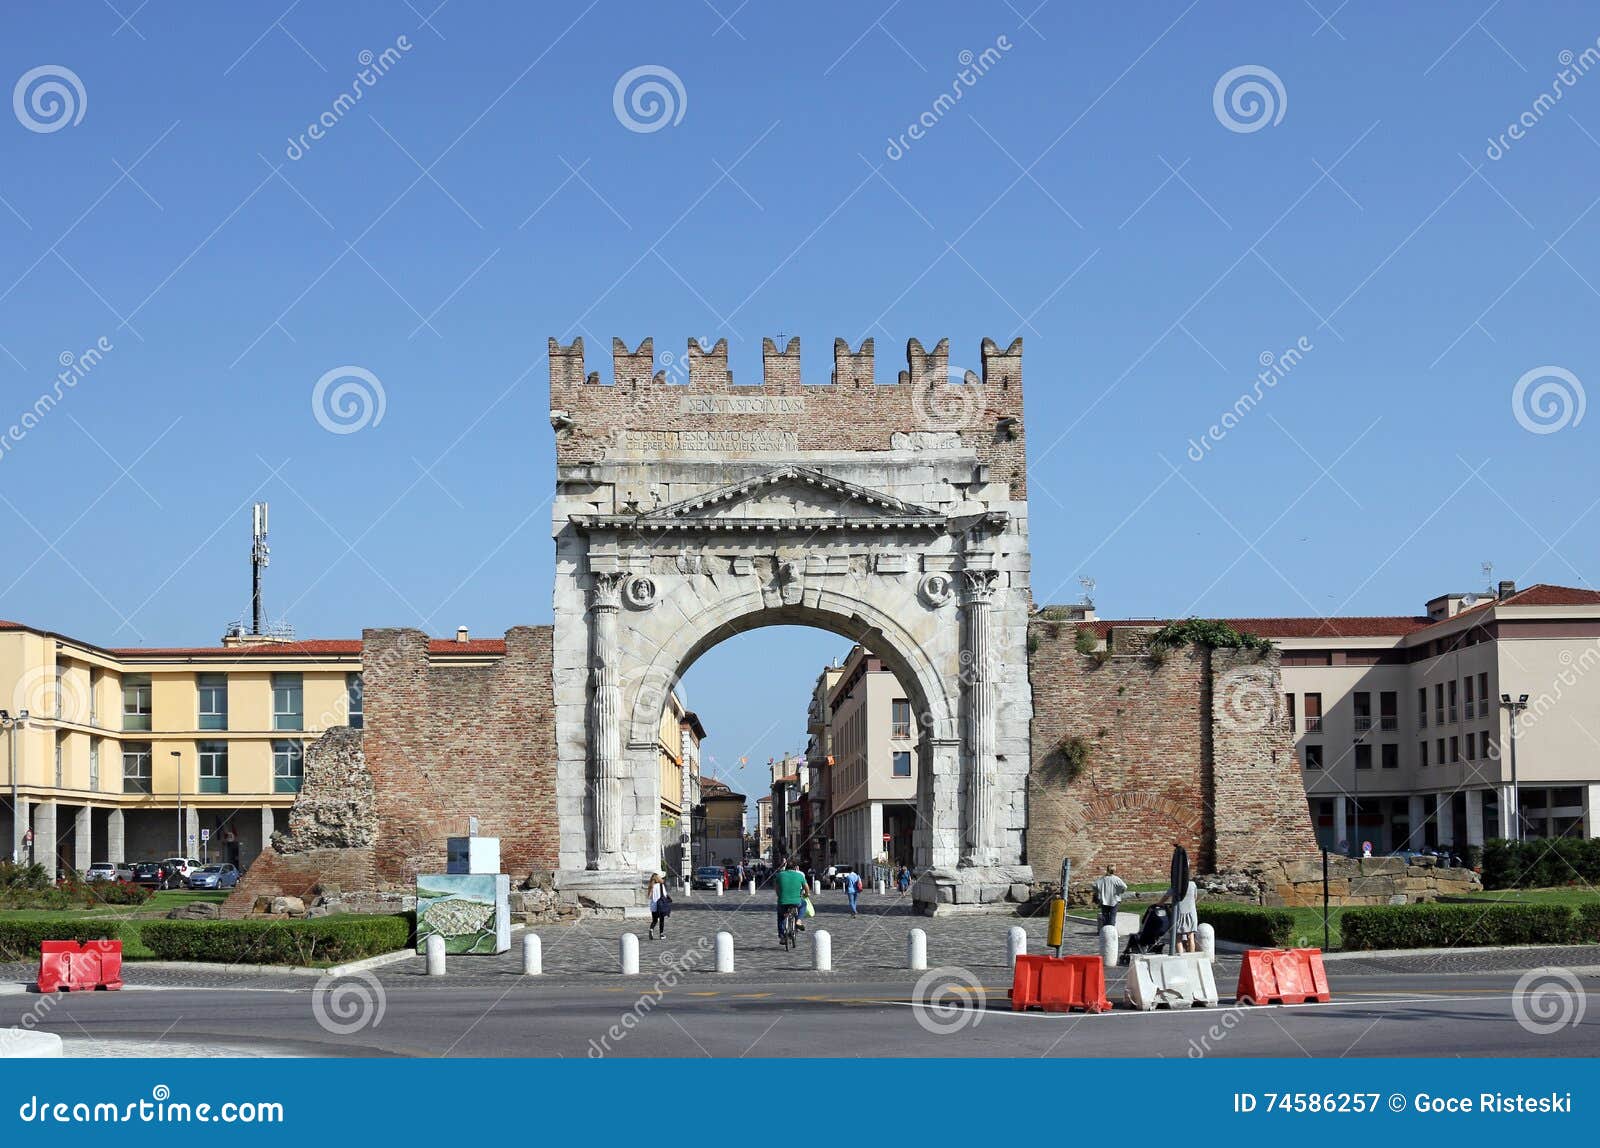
360 625 559 887
549 336 1028 498
223 847 378 918
1026 620 1318 888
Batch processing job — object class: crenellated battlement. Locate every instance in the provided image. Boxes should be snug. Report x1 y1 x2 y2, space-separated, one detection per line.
548 336 1024 391
548 335 1028 495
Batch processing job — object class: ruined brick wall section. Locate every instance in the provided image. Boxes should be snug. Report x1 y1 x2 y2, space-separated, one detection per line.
223 848 378 918
1026 624 1210 886
280 726 376 852
1209 647 1320 868
361 625 559 888
1026 622 1318 888
548 336 1028 497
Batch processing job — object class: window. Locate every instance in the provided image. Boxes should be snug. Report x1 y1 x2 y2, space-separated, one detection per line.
122 674 152 732
273 740 304 793
1419 741 1428 767
1436 738 1445 765
1463 675 1475 719
1477 672 1489 718
1447 680 1457 723
891 750 912 777
1464 732 1476 760
54 734 64 786
1449 736 1460 763
890 699 910 739
198 740 228 794
89 741 99 791
89 670 99 726
1381 743 1398 769
1304 693 1323 733
1303 744 1323 770
197 673 228 730
1434 683 1444 726
1353 692 1372 733
1285 694 1296 733
122 743 153 793
1355 743 1372 770
1379 691 1397 731
1482 732 1496 759
346 673 364 730
272 673 304 731
1417 687 1427 728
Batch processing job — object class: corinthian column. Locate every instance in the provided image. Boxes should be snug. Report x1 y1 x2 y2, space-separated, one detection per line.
961 568 1001 866
590 571 626 866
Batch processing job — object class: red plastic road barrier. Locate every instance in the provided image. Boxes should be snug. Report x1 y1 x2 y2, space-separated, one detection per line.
34 940 124 993
1009 954 1111 1013
1236 947 1330 1005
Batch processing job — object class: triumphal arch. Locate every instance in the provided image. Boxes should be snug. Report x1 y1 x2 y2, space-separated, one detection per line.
549 334 1034 913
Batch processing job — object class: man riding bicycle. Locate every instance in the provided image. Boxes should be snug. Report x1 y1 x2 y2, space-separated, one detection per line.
774 859 807 947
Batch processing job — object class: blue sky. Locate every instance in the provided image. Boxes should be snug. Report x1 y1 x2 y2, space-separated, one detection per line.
3 2 1599 796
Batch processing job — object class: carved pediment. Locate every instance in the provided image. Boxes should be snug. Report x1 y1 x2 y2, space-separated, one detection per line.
571 465 1003 535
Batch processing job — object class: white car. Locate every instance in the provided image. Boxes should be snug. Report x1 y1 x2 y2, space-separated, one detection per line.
85 861 134 883
159 857 203 888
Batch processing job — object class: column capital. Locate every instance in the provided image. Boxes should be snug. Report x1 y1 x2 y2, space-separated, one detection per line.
961 568 1001 604
591 570 626 609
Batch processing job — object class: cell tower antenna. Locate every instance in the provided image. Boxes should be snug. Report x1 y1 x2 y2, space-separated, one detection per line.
251 502 270 635
1079 576 1096 608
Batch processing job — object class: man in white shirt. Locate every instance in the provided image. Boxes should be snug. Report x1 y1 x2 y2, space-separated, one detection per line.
1091 865 1127 930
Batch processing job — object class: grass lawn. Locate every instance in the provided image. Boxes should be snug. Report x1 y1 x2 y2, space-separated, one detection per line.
0 890 230 960
1445 886 1600 908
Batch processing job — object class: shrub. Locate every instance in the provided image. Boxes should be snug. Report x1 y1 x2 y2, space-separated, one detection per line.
1073 626 1098 656
1340 902 1582 950
0 861 52 891
1148 618 1273 653
0 886 75 911
1575 902 1600 943
89 880 154 907
1197 903 1296 946
1481 838 1600 890
139 915 412 966
0 921 122 962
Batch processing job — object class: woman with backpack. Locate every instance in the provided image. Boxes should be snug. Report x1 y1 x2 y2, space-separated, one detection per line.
647 871 673 939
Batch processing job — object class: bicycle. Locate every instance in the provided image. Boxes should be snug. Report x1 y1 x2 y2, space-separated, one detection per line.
778 903 800 950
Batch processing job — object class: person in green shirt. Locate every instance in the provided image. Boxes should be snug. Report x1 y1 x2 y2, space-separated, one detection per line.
774 860 807 944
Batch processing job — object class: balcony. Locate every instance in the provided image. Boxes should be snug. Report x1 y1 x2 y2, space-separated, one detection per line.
1380 716 1398 732
1304 716 1323 734
1448 707 1458 724
1353 716 1372 734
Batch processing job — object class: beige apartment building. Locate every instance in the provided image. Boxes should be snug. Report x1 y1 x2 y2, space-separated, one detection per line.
699 777 746 866
657 694 706 878
1078 581 1600 856
822 645 918 870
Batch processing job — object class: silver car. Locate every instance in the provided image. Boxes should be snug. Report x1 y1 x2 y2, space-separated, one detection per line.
85 861 134 883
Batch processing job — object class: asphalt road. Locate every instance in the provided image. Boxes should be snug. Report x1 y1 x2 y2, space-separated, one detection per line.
17 968 1600 1058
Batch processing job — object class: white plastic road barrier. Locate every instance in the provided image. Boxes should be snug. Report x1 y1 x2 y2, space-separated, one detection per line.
425 933 446 976
747 879 756 894
1006 925 1027 967
814 929 832 972
1 1029 63 1058
1125 953 1219 1011
715 931 734 973
1198 923 1215 961
619 933 640 976
908 927 928 971
522 932 543 976
1098 925 1118 969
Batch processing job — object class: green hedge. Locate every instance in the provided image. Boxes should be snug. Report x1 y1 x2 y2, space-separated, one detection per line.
138 915 412 966
1197 903 1296 946
1481 838 1600 890
1341 902 1584 950
0 921 123 962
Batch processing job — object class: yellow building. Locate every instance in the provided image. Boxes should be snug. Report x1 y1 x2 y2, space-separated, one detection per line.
1 619 374 874
656 690 705 878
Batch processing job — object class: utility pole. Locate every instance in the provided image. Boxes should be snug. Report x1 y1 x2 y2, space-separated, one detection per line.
1499 693 1529 842
171 750 183 860
250 502 270 635
1 710 28 862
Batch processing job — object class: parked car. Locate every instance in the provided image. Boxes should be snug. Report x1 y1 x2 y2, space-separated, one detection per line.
159 858 202 888
85 861 134 883
130 861 165 887
692 865 726 890
185 863 240 890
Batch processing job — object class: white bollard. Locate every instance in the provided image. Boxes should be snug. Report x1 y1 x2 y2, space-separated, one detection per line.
619 932 640 976
747 879 756 895
717 878 724 897
1098 924 1118 969
683 879 691 897
878 879 886 895
813 877 822 895
907 927 928 971
1006 925 1027 967
1198 923 1215 961
715 930 734 973
425 933 446 976
522 932 543 976
813 929 832 972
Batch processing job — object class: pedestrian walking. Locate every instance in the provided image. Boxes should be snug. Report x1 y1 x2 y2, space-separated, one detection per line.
842 868 862 915
1158 877 1199 953
647 871 672 939
896 864 911 893
1091 864 1127 930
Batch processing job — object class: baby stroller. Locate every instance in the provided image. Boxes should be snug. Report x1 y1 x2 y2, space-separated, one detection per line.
1118 904 1171 965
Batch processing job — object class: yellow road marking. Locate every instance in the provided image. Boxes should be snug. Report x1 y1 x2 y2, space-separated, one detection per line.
730 993 772 999
686 991 719 997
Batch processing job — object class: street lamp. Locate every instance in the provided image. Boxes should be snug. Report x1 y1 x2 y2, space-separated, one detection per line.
1499 693 1529 842
1 709 28 862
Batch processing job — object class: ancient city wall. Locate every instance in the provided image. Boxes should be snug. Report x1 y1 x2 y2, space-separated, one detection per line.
1027 619 1318 889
